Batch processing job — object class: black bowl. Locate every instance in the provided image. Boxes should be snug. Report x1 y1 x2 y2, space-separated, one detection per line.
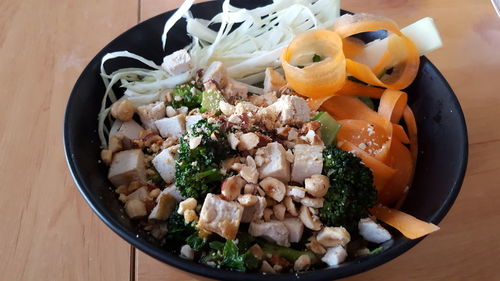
64 1 468 280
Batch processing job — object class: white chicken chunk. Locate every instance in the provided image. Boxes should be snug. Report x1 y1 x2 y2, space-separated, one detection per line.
249 220 290 247
108 149 146 187
202 61 228 88
256 142 290 183
358 218 392 243
114 120 144 140
155 114 186 138
321 246 348 267
269 95 311 125
283 218 304 243
241 196 266 223
291 144 324 183
161 49 192 75
152 147 177 184
185 114 203 131
197 193 243 240
263 67 286 94
136 101 165 132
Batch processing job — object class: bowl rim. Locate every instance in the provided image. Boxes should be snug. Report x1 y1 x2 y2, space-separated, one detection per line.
63 2 468 280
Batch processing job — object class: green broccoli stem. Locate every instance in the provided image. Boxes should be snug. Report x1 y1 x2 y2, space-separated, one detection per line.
259 241 318 264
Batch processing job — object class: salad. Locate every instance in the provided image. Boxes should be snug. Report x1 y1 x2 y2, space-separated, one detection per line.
99 0 442 273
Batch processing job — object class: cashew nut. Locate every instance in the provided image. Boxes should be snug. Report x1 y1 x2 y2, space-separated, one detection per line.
237 194 258 207
304 174 330 198
111 99 135 121
299 205 322 230
300 197 324 208
259 177 286 202
221 175 246 201
283 196 298 216
177 198 197 215
273 203 286 221
316 226 351 247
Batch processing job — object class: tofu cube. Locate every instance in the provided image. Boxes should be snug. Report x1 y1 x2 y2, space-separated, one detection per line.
159 183 185 202
152 148 177 184
185 115 203 132
249 220 290 247
241 196 267 223
115 120 144 140
291 144 324 183
283 217 304 243
256 142 290 183
108 149 146 187
155 114 186 138
197 193 243 240
161 49 192 75
137 101 166 132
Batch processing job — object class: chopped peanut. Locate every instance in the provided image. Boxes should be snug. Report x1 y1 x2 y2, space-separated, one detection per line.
259 177 286 202
101 149 113 165
237 194 259 207
111 99 135 121
263 208 273 222
294 254 311 271
184 209 199 223
304 174 330 198
273 203 286 220
178 198 197 215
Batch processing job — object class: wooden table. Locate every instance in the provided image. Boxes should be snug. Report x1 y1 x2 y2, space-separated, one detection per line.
1 0 498 280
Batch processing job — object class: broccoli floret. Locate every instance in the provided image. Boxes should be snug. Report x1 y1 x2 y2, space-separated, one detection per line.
319 145 377 232
171 83 203 110
175 119 232 200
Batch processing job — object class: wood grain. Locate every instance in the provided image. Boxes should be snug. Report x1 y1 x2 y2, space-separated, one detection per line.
0 0 137 280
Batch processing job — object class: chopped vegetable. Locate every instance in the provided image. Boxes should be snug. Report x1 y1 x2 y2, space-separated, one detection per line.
166 0 341 80
369 205 440 239
165 208 197 243
260 241 317 263
358 96 375 110
281 29 346 98
201 90 225 112
333 13 420 90
320 146 378 232
201 239 260 272
175 119 231 200
377 90 407 123
312 112 341 145
171 83 203 110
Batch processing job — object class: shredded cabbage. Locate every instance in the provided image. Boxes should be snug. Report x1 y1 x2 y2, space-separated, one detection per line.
99 0 340 147
177 0 341 79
